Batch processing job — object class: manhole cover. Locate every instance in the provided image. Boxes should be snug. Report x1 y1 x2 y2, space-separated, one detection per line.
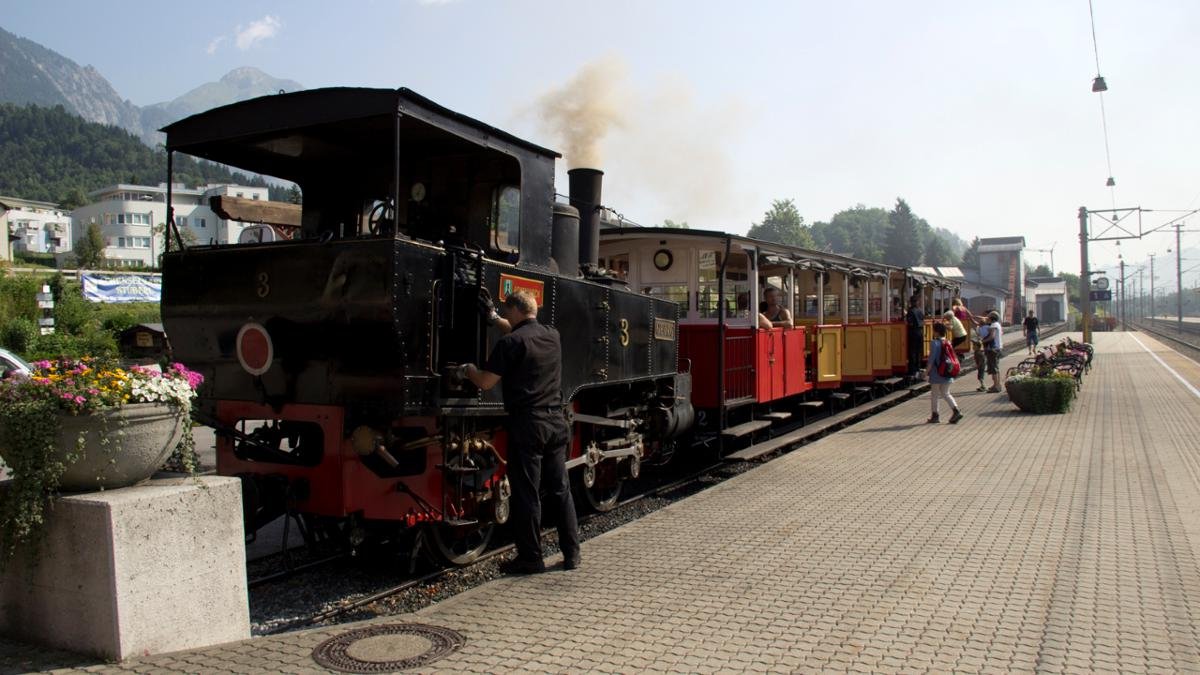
311 623 465 673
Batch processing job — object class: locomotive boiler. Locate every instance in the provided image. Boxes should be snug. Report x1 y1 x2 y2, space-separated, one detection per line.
160 88 693 564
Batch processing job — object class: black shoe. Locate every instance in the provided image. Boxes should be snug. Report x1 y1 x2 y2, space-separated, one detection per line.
562 556 580 571
949 409 963 424
926 414 939 424
498 557 546 575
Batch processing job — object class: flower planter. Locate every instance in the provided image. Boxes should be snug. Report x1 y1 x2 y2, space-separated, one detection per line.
52 403 186 491
1005 378 1075 414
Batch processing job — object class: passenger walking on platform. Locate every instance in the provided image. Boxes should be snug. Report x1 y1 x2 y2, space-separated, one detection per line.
927 323 963 424
942 310 967 350
983 311 1004 392
458 290 581 574
905 297 925 380
1023 310 1040 354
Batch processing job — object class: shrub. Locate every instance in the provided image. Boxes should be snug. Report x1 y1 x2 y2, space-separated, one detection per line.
1 318 40 354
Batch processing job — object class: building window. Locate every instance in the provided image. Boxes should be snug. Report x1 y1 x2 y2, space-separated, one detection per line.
177 216 188 227
196 218 206 228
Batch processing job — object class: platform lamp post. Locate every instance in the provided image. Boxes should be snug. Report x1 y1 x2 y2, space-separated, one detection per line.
1118 257 1126 330
1149 253 1156 320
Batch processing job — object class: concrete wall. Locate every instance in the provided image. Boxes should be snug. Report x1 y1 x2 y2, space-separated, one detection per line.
0 476 249 660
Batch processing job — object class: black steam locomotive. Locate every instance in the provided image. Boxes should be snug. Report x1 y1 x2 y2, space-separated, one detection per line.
160 88 693 564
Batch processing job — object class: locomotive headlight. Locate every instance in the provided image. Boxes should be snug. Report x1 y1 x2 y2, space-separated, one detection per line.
351 425 383 456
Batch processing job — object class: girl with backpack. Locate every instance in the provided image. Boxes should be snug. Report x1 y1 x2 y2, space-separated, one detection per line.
927 323 963 424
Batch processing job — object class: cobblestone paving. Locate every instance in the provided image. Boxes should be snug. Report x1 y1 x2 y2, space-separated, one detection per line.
4 332 1200 673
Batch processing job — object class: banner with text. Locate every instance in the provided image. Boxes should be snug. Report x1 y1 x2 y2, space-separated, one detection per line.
81 273 162 304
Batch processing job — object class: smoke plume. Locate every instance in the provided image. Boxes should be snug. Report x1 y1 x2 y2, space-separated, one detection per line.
537 57 627 170
534 57 747 229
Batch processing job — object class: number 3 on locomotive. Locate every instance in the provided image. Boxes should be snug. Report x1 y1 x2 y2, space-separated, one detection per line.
618 318 629 347
256 272 270 298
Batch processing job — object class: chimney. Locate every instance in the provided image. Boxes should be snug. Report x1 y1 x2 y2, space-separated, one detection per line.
568 168 603 269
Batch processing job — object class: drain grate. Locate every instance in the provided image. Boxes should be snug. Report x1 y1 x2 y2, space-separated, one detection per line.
311 623 465 673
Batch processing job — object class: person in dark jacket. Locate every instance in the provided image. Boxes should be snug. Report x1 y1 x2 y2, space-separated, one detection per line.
905 296 926 379
459 290 581 574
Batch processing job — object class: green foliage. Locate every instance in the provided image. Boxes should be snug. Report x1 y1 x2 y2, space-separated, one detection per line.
960 237 981 269
884 198 924 267
73 222 106 269
748 199 815 248
0 275 39 322
0 396 69 566
12 251 57 269
924 235 953 266
1060 271 1081 306
1030 263 1053 277
811 205 887 261
1 318 38 353
1006 375 1076 414
0 103 291 203
660 219 689 229
287 184 303 204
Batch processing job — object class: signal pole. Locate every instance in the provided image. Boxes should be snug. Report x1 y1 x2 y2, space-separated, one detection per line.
1079 207 1091 342
1150 254 1156 320
1177 223 1185 333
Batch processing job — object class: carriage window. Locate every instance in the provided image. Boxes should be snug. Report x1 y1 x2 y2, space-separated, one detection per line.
644 284 688 311
491 186 520 254
601 253 629 280
697 250 750 319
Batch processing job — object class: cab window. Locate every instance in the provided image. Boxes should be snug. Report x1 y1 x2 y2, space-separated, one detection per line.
491 186 520 255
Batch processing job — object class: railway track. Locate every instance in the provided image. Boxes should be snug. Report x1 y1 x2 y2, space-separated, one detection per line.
250 322 1069 635
1130 321 1200 362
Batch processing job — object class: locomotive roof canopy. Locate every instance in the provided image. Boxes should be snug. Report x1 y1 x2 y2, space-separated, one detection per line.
161 87 560 180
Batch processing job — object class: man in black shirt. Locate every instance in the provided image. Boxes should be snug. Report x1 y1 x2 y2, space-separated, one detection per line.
1023 310 1040 354
905 296 926 379
459 290 581 574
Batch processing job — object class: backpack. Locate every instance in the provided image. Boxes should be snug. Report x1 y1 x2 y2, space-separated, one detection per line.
937 338 961 377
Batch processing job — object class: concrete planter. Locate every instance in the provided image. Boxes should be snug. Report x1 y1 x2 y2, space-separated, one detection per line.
53 403 186 491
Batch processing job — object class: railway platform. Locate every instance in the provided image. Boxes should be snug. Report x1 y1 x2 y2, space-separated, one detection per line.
4 331 1200 673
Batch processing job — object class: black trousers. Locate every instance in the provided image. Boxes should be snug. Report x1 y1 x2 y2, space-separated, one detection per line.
506 410 580 564
907 332 924 375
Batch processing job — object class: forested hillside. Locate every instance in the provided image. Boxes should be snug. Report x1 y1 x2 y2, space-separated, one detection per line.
0 103 285 205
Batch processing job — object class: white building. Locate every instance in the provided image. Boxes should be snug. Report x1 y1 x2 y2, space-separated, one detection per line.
71 183 269 268
1 197 73 261
1026 276 1070 324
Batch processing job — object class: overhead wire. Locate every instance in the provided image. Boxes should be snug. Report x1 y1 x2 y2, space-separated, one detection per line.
1088 0 1117 208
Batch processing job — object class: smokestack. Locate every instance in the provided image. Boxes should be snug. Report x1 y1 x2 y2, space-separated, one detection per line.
568 168 603 269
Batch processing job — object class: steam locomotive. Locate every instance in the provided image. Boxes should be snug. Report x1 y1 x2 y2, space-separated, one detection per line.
161 87 959 564
160 88 693 564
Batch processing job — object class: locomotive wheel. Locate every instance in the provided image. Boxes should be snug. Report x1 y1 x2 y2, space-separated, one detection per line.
577 462 622 513
428 522 494 567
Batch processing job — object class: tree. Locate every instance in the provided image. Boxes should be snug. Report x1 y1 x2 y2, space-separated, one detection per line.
287 184 303 205
58 186 89 210
960 237 981 269
1029 263 1053 277
884 198 923 266
747 199 815 248
73 222 106 269
812 205 888 261
924 235 953 266
660 219 688 229
1059 272 1081 306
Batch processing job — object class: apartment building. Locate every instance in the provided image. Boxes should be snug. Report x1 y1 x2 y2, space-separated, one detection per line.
71 183 268 267
1 197 73 261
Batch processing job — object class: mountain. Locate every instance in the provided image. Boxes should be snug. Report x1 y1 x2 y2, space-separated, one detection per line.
0 103 290 205
144 67 303 126
0 27 303 144
0 25 142 133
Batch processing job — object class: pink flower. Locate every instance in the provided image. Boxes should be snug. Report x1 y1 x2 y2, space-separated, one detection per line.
74 395 85 404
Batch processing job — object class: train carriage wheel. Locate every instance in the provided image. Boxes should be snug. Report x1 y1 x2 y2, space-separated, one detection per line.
427 522 494 567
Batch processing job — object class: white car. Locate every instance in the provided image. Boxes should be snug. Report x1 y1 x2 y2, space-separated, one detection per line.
0 348 32 379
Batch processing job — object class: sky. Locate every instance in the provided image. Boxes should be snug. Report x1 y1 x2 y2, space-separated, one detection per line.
5 0 1200 287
